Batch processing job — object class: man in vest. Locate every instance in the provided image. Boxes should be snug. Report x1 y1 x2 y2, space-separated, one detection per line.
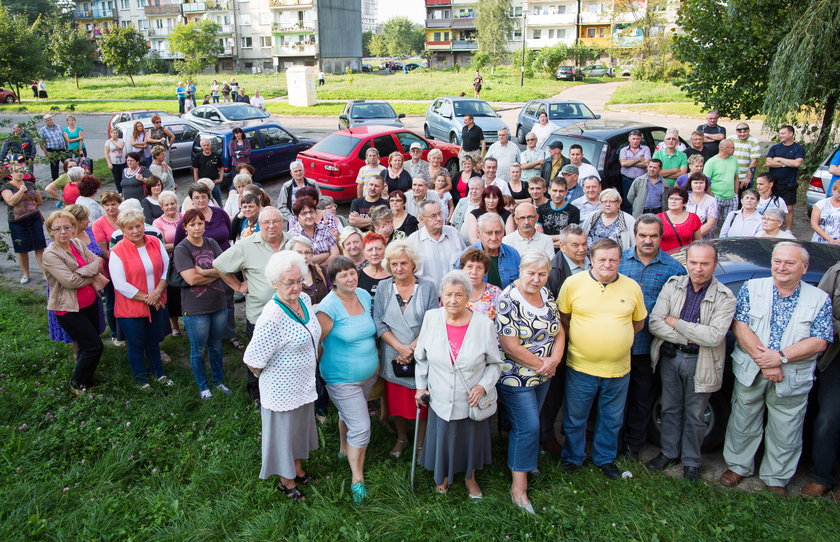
719 242 833 495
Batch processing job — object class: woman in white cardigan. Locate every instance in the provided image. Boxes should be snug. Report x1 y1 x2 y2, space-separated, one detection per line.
414 270 502 499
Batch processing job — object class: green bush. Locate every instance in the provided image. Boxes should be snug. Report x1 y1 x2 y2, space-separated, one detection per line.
140 54 173 75
632 56 688 82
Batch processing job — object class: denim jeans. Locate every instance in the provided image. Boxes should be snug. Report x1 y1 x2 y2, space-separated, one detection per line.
182 308 228 392
103 283 123 340
212 184 224 207
497 380 550 472
118 307 165 384
562 367 630 467
812 355 840 488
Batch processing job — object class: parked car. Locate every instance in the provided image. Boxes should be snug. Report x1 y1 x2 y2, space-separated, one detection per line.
424 97 508 146
297 125 460 201
361 63 373 72
114 115 202 170
515 100 600 144
192 120 315 186
338 100 405 130
806 143 840 215
581 64 615 78
107 109 167 134
541 121 687 193
187 103 270 127
0 88 19 104
555 66 583 81
647 238 840 451
404 63 421 71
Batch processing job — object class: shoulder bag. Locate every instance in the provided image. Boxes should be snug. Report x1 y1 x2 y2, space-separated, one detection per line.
451 343 497 421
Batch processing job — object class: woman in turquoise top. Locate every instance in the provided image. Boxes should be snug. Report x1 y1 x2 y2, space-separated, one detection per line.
315 256 379 504
63 116 85 157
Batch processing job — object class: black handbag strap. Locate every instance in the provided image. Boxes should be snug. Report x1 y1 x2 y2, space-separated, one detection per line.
662 212 684 246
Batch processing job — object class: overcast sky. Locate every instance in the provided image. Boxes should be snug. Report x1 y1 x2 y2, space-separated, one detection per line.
377 0 426 24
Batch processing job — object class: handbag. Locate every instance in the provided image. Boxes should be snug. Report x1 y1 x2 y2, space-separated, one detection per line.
166 262 189 288
662 212 684 246
451 344 497 421
391 357 415 378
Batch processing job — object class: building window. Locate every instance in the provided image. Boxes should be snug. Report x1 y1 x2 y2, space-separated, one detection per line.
433 31 441 41
120 0 129 9
548 29 554 39
557 29 566 39
532 29 541 39
241 37 253 49
558 5 567 14
136 0 143 8
260 36 272 48
263 61 274 69
513 28 522 40
240 14 251 25
443 31 449 41
138 19 148 29
509 6 522 17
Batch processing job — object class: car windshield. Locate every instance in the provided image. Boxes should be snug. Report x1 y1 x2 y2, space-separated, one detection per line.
549 103 597 120
542 135 604 166
221 105 269 120
310 133 362 157
352 103 396 119
134 111 165 119
453 100 496 118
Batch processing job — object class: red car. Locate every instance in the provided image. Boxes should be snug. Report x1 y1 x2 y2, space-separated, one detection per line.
107 109 168 134
298 125 461 201
0 88 18 104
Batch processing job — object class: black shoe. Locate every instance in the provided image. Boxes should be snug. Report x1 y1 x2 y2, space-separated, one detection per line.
646 453 678 471
683 466 700 482
560 461 580 474
620 444 640 461
600 462 621 480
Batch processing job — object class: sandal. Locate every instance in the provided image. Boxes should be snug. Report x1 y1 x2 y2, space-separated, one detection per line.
351 482 366 504
230 338 245 350
278 483 305 502
295 473 316 485
389 439 409 459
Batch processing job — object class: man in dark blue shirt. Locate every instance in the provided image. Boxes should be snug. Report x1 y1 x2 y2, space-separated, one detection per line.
460 114 485 159
765 125 806 230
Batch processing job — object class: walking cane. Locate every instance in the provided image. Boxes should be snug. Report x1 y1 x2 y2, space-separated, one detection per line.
410 393 430 491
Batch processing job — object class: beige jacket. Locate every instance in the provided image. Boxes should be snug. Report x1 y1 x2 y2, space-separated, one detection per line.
817 262 840 371
649 275 736 393
43 239 104 312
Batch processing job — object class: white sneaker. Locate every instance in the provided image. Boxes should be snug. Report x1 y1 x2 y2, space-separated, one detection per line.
215 384 232 395
157 375 174 387
112 338 125 347
139 383 152 390
19 276 30 284
199 389 212 400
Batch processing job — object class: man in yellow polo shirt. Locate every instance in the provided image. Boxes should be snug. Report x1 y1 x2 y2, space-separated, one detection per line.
557 237 647 479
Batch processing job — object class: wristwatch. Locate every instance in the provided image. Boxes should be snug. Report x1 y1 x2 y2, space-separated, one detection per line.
779 351 789 364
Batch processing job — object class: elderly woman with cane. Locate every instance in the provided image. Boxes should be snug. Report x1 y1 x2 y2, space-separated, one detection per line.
414 270 502 498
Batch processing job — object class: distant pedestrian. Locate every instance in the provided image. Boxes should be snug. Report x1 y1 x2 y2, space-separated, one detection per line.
230 79 239 101
221 81 231 102
473 71 483 99
31 81 38 99
176 81 186 114
202 95 211 105
210 80 220 103
38 80 48 99
318 70 325 86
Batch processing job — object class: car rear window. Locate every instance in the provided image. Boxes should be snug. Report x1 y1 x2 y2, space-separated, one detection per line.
310 133 362 157
194 134 224 155
549 103 596 120
221 105 269 120
134 111 165 120
352 103 396 119
542 135 604 166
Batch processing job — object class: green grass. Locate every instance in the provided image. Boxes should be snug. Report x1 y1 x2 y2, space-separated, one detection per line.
0 100 178 115
2 285 835 540
610 103 707 117
607 80 692 105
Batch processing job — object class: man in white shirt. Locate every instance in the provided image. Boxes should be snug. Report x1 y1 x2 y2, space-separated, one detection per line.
568 144 600 182
485 127 520 182
408 201 466 285
250 90 266 111
503 202 554 260
482 157 512 196
572 175 602 224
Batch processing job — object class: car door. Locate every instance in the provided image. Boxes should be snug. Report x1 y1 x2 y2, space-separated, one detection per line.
340 103 352 129
395 131 428 161
167 122 199 169
256 125 297 178
429 99 444 139
520 101 537 134
439 99 455 142
368 134 399 167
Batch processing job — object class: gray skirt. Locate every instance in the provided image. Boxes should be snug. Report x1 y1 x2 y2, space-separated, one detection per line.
259 402 318 480
421 408 493 486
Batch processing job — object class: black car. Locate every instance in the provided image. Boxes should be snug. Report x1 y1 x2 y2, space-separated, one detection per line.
555 65 583 81
404 63 421 71
541 121 687 193
361 63 373 72
647 238 840 451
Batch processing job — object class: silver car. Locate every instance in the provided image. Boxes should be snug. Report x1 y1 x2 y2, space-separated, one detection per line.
187 103 270 127
338 100 405 130
424 97 508 145
806 144 840 214
114 116 202 170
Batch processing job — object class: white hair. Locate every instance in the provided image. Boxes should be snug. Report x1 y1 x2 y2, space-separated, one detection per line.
477 212 505 232
519 249 551 271
158 190 178 205
232 173 253 187
665 128 680 138
200 137 212 145
773 241 809 264
118 198 143 212
68 166 86 181
439 270 473 297
289 235 312 249
289 160 304 171
264 250 308 287
599 187 622 204
258 205 283 222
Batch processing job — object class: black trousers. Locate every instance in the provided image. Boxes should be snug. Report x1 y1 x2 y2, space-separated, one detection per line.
539 359 567 444
46 148 63 181
245 320 260 402
55 303 104 389
622 353 656 452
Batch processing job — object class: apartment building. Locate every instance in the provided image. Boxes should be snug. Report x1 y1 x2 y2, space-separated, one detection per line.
72 0 362 74
360 0 378 33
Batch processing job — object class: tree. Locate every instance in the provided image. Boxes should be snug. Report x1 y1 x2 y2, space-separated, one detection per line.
168 19 222 76
763 0 840 172
0 0 59 25
674 0 795 119
379 17 424 57
476 0 513 73
566 44 596 67
534 44 568 76
612 0 668 60
48 21 95 89
0 6 48 101
368 33 386 57
98 26 148 87
362 31 374 57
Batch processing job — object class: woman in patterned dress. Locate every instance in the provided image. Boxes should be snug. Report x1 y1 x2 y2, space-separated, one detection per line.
495 250 566 514
459 247 501 321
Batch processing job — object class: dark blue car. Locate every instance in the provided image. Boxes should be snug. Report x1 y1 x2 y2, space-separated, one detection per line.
192 121 315 186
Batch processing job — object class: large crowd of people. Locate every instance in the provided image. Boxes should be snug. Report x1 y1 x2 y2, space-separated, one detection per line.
2 111 840 509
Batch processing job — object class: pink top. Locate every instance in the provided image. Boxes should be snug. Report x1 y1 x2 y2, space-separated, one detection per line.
152 213 182 245
63 182 80 205
445 323 469 363
55 244 97 315
658 211 702 252
92 215 117 245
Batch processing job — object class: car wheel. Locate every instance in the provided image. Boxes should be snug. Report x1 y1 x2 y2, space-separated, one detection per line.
648 388 730 452
424 124 432 139
516 125 526 145
444 158 459 177
4 95 14 104
449 132 459 145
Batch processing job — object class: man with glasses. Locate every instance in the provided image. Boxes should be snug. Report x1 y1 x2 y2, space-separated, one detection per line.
697 111 727 156
728 124 761 189
404 142 430 180
619 130 651 203
520 132 545 182
503 202 554 259
146 116 174 162
214 206 292 404
653 130 688 185
408 201 465 285
486 127 520 182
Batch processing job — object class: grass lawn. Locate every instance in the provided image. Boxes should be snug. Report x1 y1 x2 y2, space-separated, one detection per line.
0 100 178 115
0 286 837 540
611 103 707 117
608 81 692 105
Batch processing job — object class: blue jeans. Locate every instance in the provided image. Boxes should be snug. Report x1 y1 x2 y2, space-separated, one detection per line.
812 354 840 488
103 283 123 341
182 308 228 392
212 184 224 207
562 367 630 467
497 380 550 472
118 308 165 384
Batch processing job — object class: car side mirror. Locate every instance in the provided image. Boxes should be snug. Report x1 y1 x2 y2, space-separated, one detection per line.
595 114 601 119
398 113 406 119
339 114 349 125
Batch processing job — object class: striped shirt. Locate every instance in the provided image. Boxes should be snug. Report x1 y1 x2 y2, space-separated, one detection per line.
727 135 761 180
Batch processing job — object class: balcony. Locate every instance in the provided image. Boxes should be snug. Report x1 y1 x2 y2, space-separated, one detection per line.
528 13 577 25
578 11 611 24
150 50 183 59
269 0 314 7
451 40 476 50
219 47 234 56
425 40 451 50
208 0 231 9
147 27 173 37
182 1 207 13
273 43 317 56
272 22 316 34
426 17 452 29
218 24 232 33
451 17 475 29
578 36 612 47
74 8 115 19
144 5 181 16
425 0 452 5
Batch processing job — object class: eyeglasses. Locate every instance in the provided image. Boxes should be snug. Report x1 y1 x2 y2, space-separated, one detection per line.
154 121 162 124
259 219 283 226
525 138 536 142
280 279 305 288
294 250 313 256
50 225 73 232
298 210 316 217
736 128 749 132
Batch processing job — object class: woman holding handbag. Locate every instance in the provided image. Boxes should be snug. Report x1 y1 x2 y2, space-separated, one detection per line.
657 187 702 252
414 270 502 499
